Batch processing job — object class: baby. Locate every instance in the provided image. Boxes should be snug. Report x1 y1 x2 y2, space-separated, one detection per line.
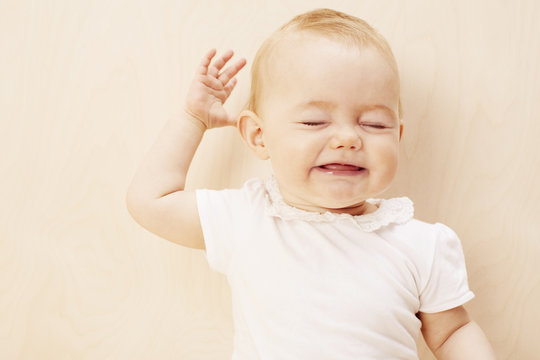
126 8 496 359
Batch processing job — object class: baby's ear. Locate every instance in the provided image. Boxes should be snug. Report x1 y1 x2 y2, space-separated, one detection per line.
237 110 269 160
399 119 404 141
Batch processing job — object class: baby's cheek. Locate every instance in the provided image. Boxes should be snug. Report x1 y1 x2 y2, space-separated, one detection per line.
375 145 400 178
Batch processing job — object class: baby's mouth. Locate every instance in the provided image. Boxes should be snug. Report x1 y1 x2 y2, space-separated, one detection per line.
318 163 365 171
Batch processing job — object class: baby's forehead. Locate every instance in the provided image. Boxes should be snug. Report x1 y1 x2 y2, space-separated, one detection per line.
265 33 387 83
265 31 380 73
257 31 399 117
270 31 350 58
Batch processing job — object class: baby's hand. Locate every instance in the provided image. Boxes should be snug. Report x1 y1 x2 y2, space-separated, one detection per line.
185 48 247 129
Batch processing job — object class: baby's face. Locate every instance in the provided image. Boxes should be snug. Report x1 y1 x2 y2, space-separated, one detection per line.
258 32 402 215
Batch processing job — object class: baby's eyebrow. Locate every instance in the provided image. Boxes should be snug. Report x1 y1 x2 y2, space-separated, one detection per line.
295 101 397 120
295 100 337 110
363 104 397 120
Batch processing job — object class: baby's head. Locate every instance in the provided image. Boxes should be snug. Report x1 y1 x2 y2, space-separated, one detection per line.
246 8 402 120
238 8 403 215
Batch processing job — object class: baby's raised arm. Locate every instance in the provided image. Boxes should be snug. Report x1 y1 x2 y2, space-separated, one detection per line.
126 49 246 249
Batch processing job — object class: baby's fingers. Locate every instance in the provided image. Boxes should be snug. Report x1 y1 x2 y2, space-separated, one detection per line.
223 77 238 98
200 74 225 91
196 48 217 76
218 57 247 86
207 49 235 78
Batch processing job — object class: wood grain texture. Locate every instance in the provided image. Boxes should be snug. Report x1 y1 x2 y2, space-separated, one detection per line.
1 0 538 359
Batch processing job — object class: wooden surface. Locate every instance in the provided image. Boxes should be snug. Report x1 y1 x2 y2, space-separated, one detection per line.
1 0 539 359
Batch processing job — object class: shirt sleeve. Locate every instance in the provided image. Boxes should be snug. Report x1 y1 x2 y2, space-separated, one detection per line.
418 223 475 313
196 188 236 276
195 179 262 275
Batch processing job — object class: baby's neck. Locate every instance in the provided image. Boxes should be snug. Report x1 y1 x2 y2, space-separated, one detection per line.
328 201 379 216
284 197 379 216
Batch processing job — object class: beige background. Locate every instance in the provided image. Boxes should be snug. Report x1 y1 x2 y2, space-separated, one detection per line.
1 0 539 359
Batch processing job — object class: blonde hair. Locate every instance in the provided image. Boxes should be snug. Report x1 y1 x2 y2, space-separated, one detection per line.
245 8 402 119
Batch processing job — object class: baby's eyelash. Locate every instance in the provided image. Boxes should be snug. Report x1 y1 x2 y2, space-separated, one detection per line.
361 123 386 129
300 121 387 128
301 121 325 126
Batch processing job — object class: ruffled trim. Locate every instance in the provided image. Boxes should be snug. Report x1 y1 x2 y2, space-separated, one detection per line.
262 176 414 232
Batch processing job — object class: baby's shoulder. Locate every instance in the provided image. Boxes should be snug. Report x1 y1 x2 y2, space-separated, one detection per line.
196 177 266 213
383 217 459 246
397 217 450 233
205 177 265 198
242 177 266 193
379 219 464 269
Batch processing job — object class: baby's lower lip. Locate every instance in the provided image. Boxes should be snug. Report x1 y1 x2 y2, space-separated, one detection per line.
315 164 366 176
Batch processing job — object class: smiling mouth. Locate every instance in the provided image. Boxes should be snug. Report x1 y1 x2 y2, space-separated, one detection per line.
315 163 367 175
318 163 365 171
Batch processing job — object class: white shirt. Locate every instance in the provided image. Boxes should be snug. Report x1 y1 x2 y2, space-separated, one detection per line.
196 177 475 360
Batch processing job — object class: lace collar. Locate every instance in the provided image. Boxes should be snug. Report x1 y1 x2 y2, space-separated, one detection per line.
262 176 414 232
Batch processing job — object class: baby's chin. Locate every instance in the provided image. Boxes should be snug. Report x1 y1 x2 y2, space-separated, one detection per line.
307 184 393 215
275 177 389 215
311 188 377 208
319 181 394 206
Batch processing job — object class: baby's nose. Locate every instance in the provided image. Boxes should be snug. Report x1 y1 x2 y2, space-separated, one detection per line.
329 126 362 150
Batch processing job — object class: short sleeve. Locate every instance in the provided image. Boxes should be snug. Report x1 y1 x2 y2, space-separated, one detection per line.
196 179 265 276
418 223 475 313
196 187 247 276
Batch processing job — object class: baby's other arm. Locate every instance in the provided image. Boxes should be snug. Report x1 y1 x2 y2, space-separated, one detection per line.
418 306 496 359
126 49 246 249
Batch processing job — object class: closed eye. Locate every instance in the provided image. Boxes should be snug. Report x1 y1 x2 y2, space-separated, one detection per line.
301 121 326 126
361 123 386 129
